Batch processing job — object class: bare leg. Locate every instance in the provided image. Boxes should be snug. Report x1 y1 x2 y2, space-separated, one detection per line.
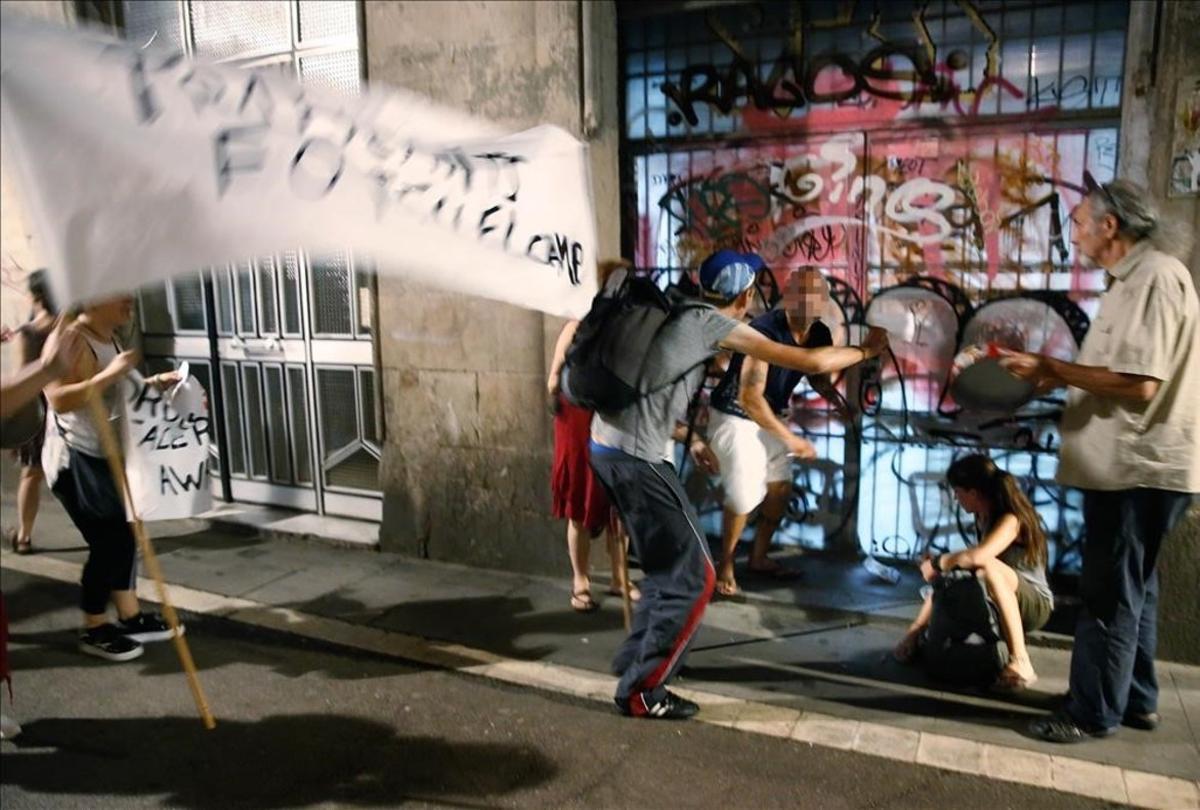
606 530 640 601
895 594 933 662
566 519 593 606
980 559 1036 683
717 507 751 595
15 466 42 548
112 591 141 622
748 480 791 571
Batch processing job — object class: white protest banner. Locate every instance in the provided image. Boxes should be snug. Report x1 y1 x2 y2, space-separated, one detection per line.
122 374 213 521
0 12 597 318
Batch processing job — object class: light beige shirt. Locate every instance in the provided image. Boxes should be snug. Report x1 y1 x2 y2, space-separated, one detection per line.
1057 241 1200 493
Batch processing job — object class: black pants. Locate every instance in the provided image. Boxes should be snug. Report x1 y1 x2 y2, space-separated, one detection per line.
1067 488 1194 730
51 464 137 616
591 449 714 711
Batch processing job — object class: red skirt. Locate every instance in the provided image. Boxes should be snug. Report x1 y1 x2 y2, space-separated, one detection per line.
551 397 610 533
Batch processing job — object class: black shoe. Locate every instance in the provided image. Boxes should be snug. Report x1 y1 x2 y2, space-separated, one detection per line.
615 690 700 720
117 612 183 643
1123 711 1160 731
79 624 144 662
1029 711 1114 744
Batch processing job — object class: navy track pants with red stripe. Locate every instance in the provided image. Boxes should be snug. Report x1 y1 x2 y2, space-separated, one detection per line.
591 450 715 707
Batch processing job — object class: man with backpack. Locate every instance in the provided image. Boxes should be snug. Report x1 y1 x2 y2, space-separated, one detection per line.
574 250 889 720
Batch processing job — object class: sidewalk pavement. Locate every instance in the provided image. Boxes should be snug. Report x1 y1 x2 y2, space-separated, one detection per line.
2 490 1198 808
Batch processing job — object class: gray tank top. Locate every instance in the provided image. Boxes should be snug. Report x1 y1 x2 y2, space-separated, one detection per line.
999 543 1054 604
53 334 123 458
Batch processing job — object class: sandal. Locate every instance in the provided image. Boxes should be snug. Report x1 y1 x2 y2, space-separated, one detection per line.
570 590 599 613
7 530 32 555
712 581 745 603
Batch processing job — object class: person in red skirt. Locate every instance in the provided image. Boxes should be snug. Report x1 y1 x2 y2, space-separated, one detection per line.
547 262 640 612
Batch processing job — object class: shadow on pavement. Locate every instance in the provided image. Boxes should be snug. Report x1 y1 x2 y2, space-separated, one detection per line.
4 714 557 808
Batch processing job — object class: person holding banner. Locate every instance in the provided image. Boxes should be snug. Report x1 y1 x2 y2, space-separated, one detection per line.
42 295 184 662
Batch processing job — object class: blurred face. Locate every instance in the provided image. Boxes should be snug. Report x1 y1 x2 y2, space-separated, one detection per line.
85 295 135 328
1070 198 1115 268
783 270 829 332
951 485 987 517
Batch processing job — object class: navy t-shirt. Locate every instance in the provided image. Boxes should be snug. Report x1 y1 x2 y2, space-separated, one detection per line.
709 309 832 417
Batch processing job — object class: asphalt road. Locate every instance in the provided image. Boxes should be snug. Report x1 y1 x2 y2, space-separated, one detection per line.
0 571 1115 809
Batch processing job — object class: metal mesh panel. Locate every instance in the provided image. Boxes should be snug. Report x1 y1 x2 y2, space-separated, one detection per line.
310 253 353 335
122 0 183 51
139 285 173 335
172 275 206 331
236 261 256 335
325 446 379 491
359 368 377 445
256 255 279 335
263 365 292 482
190 0 291 61
189 360 217 475
215 267 235 335
241 365 269 478
280 250 303 335
297 0 357 42
298 50 361 96
221 364 246 475
316 367 357 454
287 366 313 483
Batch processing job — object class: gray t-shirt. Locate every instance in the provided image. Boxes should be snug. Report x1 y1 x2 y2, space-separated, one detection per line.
590 280 740 462
999 543 1054 605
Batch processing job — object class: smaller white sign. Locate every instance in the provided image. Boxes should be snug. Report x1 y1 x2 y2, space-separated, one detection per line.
122 374 213 521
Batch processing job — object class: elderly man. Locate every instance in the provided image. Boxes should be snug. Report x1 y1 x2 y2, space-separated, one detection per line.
707 266 851 599
1001 178 1199 743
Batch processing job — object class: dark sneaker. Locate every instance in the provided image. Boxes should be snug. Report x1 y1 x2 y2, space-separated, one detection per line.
1029 711 1114 743
1123 711 1160 731
615 690 700 720
117 612 184 643
79 624 144 662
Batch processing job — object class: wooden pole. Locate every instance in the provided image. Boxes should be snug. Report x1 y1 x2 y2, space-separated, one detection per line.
86 392 216 730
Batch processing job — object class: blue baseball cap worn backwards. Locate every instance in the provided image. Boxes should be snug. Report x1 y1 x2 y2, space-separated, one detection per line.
699 249 762 301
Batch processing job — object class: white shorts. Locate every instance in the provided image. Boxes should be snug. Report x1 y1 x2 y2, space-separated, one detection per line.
708 408 792 515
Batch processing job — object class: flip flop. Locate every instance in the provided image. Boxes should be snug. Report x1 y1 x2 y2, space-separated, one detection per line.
570 590 599 613
711 582 746 603
606 585 642 602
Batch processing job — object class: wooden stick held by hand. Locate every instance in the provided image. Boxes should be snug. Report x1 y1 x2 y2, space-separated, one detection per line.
85 390 216 730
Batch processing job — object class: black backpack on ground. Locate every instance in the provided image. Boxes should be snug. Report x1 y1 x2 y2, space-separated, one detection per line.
920 569 1008 686
560 273 709 415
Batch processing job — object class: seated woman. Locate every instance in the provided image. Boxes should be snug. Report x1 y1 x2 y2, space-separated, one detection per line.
894 454 1054 690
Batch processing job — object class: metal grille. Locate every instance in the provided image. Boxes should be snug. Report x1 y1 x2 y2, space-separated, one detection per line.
256 255 279 335
359 368 377 446
122 0 183 51
215 267 235 335
189 0 291 61
621 0 1126 570
241 364 269 479
310 253 353 335
221 363 246 476
139 285 173 335
325 447 379 491
287 366 313 483
263 364 292 482
299 50 361 96
280 250 303 336
316 367 358 454
297 0 357 42
235 261 256 335
172 275 206 331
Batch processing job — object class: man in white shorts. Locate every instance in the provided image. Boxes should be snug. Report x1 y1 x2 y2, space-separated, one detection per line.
707 266 861 599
